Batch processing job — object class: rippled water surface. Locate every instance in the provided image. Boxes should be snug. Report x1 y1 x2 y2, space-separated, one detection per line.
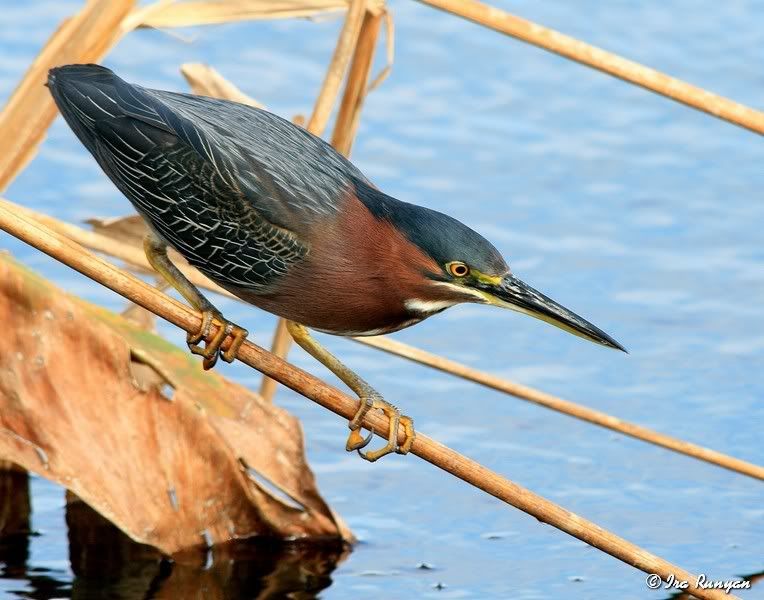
1 1 763 598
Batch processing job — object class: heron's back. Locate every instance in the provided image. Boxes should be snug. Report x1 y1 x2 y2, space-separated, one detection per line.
47 64 365 291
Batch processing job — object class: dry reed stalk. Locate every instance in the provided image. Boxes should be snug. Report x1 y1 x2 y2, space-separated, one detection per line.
180 63 265 108
4 198 762 483
0 203 736 600
135 0 385 29
259 318 293 401
331 9 384 155
306 0 367 134
418 0 764 135
0 0 136 193
366 9 394 93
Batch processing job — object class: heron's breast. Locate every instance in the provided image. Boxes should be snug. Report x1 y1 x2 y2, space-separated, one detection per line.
241 189 448 334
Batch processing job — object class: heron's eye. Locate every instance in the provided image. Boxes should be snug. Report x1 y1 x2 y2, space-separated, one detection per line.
447 262 470 277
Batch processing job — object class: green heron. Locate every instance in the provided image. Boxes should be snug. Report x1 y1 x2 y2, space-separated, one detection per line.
48 64 624 462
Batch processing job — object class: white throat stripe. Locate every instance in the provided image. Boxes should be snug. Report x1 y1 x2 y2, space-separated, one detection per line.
404 298 458 314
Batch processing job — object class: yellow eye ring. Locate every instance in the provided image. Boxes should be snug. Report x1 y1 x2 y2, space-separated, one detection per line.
447 262 470 277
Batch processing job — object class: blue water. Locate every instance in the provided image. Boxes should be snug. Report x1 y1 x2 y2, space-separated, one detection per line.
1 1 763 598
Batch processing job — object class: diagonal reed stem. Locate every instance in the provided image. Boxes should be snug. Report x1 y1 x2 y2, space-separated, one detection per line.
306 0 367 135
5 197 762 483
331 9 384 155
0 201 736 600
418 0 764 135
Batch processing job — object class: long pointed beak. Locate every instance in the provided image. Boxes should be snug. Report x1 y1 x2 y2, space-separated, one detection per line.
481 274 626 352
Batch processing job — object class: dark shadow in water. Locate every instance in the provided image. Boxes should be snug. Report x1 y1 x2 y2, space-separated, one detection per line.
0 473 348 600
0 467 71 600
0 466 32 577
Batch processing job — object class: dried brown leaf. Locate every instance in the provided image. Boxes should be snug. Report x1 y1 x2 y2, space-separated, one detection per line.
0 255 352 553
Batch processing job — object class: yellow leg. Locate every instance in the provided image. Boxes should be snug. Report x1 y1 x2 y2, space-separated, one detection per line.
143 233 248 370
286 321 415 462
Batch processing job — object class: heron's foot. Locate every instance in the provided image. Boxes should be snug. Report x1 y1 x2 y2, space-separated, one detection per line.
187 310 248 370
345 394 415 462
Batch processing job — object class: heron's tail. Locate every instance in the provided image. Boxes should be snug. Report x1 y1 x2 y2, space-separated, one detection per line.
47 64 126 155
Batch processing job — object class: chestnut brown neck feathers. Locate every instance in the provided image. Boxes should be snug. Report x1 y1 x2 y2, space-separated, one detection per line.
241 190 459 336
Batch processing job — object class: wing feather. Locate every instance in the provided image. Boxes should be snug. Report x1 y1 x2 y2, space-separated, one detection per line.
48 64 319 291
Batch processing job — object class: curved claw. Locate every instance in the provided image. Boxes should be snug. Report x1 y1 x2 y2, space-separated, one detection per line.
346 427 374 451
349 399 415 463
187 310 248 370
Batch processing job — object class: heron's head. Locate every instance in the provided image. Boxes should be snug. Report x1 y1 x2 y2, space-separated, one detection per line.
370 193 625 352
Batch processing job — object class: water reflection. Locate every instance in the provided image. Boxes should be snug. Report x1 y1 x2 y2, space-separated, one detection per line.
0 467 33 588
0 471 348 600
